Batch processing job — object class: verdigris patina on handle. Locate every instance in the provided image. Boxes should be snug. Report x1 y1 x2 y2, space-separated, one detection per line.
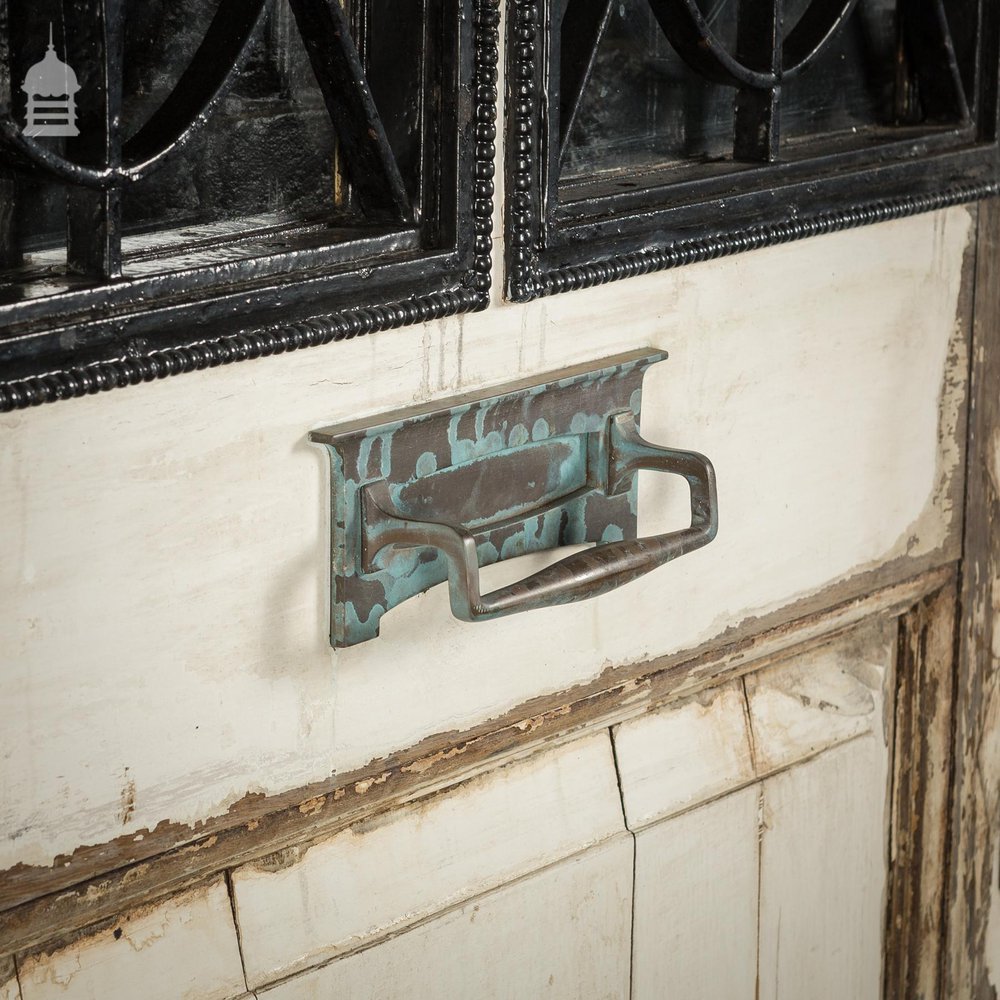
310 349 717 646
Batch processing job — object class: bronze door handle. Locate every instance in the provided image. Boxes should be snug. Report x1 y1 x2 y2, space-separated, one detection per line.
362 411 717 623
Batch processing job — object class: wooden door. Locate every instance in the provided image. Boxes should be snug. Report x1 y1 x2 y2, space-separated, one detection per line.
0 3 998 996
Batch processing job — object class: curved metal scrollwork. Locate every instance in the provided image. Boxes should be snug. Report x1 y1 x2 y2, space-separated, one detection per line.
0 0 412 279
646 0 861 87
559 0 970 162
0 0 267 188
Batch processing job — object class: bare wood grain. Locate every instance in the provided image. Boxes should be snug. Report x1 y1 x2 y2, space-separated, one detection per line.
884 584 958 1000
945 196 1000 1000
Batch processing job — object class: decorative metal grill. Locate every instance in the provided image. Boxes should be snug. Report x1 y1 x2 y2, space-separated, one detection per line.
0 0 418 278
559 0 971 163
0 0 499 410
506 0 1000 300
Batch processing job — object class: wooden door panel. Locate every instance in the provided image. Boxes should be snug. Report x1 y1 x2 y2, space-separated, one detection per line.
613 679 755 830
229 732 624 988
758 738 889 1000
0 210 973 894
259 836 633 1000
632 787 759 1000
622 616 893 998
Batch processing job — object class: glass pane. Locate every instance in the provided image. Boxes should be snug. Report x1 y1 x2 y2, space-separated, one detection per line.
562 0 736 179
120 1 339 236
6 0 427 266
562 0 962 183
781 0 897 143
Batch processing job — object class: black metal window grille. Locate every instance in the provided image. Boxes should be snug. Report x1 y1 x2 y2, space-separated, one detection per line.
0 0 499 409
506 0 1000 300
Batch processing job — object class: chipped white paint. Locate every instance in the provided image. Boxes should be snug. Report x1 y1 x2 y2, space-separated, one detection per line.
632 786 759 1000
15 879 246 1000
613 622 890 830
627 622 893 998
230 732 624 987
987 854 1000 995
257 834 632 1000
0 206 971 871
745 620 892 774
0 958 22 1000
612 680 754 829
758 737 890 1000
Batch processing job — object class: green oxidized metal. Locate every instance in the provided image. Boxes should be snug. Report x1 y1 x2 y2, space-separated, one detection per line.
310 349 717 646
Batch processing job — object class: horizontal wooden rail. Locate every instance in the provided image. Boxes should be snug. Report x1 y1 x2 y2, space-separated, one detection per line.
0 562 955 958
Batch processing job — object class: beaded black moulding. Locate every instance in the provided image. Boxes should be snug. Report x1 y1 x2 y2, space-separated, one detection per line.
505 0 1000 301
0 0 499 411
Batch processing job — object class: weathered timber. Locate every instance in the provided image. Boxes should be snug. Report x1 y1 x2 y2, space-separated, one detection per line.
884 584 959 1000
945 196 1000 999
0 563 953 958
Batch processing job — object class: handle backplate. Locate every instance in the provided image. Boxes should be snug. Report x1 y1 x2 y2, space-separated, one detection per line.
310 349 716 646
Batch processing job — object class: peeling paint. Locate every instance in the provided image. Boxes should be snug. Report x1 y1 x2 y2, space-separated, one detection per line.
250 846 305 874
354 772 392 795
118 770 136 827
15 879 245 1000
297 797 326 817
403 744 470 776
178 836 217 856
514 705 571 734
986 424 1000 488
984 864 1000 996
120 863 151 887
0 210 977 956
0 564 951 954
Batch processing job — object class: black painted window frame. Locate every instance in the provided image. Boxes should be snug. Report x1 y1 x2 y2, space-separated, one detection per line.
505 0 1000 301
0 0 499 411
